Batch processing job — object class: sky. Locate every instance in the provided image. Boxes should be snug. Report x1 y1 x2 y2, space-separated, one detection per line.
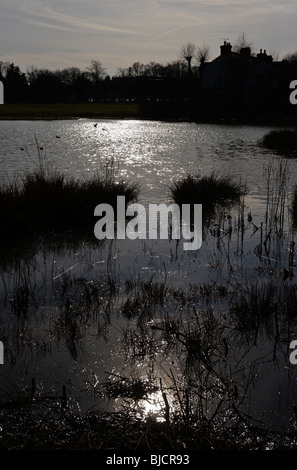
1 0 297 77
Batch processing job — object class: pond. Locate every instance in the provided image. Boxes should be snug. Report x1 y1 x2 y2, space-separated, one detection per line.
1 119 297 448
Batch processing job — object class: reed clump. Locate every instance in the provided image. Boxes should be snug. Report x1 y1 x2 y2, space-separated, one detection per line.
170 172 246 218
230 280 297 341
0 165 138 240
291 185 297 228
262 128 297 154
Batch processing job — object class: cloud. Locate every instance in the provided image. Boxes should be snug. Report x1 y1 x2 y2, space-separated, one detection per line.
2 0 144 35
1 0 297 75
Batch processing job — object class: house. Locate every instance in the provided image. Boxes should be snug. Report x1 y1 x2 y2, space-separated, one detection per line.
199 41 281 116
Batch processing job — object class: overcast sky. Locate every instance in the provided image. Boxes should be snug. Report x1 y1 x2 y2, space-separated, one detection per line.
1 0 297 76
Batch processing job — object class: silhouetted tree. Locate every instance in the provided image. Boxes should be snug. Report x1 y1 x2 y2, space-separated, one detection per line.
196 43 211 64
144 61 164 77
268 49 280 61
86 60 106 83
26 65 96 103
27 68 66 103
115 60 188 79
85 60 107 101
130 62 146 77
26 65 39 83
60 67 93 101
232 32 255 54
180 41 196 76
2 63 29 102
164 60 188 79
283 51 297 63
116 67 128 78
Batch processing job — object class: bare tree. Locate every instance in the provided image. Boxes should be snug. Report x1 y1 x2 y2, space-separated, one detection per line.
129 62 145 77
283 51 297 63
165 60 188 79
116 67 128 78
232 32 255 54
268 48 279 61
180 41 196 76
87 60 106 83
144 61 163 77
26 65 39 84
196 43 211 64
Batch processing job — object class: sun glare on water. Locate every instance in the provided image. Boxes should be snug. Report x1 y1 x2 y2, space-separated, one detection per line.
137 389 174 422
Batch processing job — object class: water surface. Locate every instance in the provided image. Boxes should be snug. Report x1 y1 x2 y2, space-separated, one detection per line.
1 119 297 438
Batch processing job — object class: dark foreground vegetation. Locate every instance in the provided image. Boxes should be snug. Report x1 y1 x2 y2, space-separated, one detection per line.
262 128 297 154
0 399 295 451
1 275 297 451
1 158 297 451
292 186 297 228
170 173 247 219
0 168 246 243
0 152 138 241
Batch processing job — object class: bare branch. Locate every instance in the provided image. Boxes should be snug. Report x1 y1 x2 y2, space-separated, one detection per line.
232 32 255 54
86 60 106 83
180 41 196 76
180 41 196 61
196 43 211 63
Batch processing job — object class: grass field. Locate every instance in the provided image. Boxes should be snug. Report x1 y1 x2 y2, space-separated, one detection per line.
0 102 140 120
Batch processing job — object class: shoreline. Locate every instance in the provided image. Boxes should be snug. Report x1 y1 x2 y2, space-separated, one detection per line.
0 102 297 126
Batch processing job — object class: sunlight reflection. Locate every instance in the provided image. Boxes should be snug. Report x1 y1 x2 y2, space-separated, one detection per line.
137 389 174 422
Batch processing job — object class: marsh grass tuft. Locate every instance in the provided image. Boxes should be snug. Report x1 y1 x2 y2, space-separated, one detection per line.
291 185 297 228
122 279 169 319
262 128 297 154
170 172 247 219
0 154 138 240
230 280 297 342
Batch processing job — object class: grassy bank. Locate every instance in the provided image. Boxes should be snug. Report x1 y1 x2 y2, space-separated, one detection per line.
2 102 296 124
0 102 140 120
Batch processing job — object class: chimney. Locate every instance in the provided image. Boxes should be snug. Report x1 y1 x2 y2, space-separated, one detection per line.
220 41 232 56
257 49 273 62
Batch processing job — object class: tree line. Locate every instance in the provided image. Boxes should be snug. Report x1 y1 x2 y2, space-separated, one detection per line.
0 40 213 104
0 59 108 103
1 33 297 104
0 57 208 104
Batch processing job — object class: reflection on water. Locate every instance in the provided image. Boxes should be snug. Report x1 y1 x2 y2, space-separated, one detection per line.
138 390 170 422
0 120 277 205
1 120 297 447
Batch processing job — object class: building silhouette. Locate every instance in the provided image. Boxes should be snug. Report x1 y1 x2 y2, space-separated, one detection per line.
198 41 297 121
